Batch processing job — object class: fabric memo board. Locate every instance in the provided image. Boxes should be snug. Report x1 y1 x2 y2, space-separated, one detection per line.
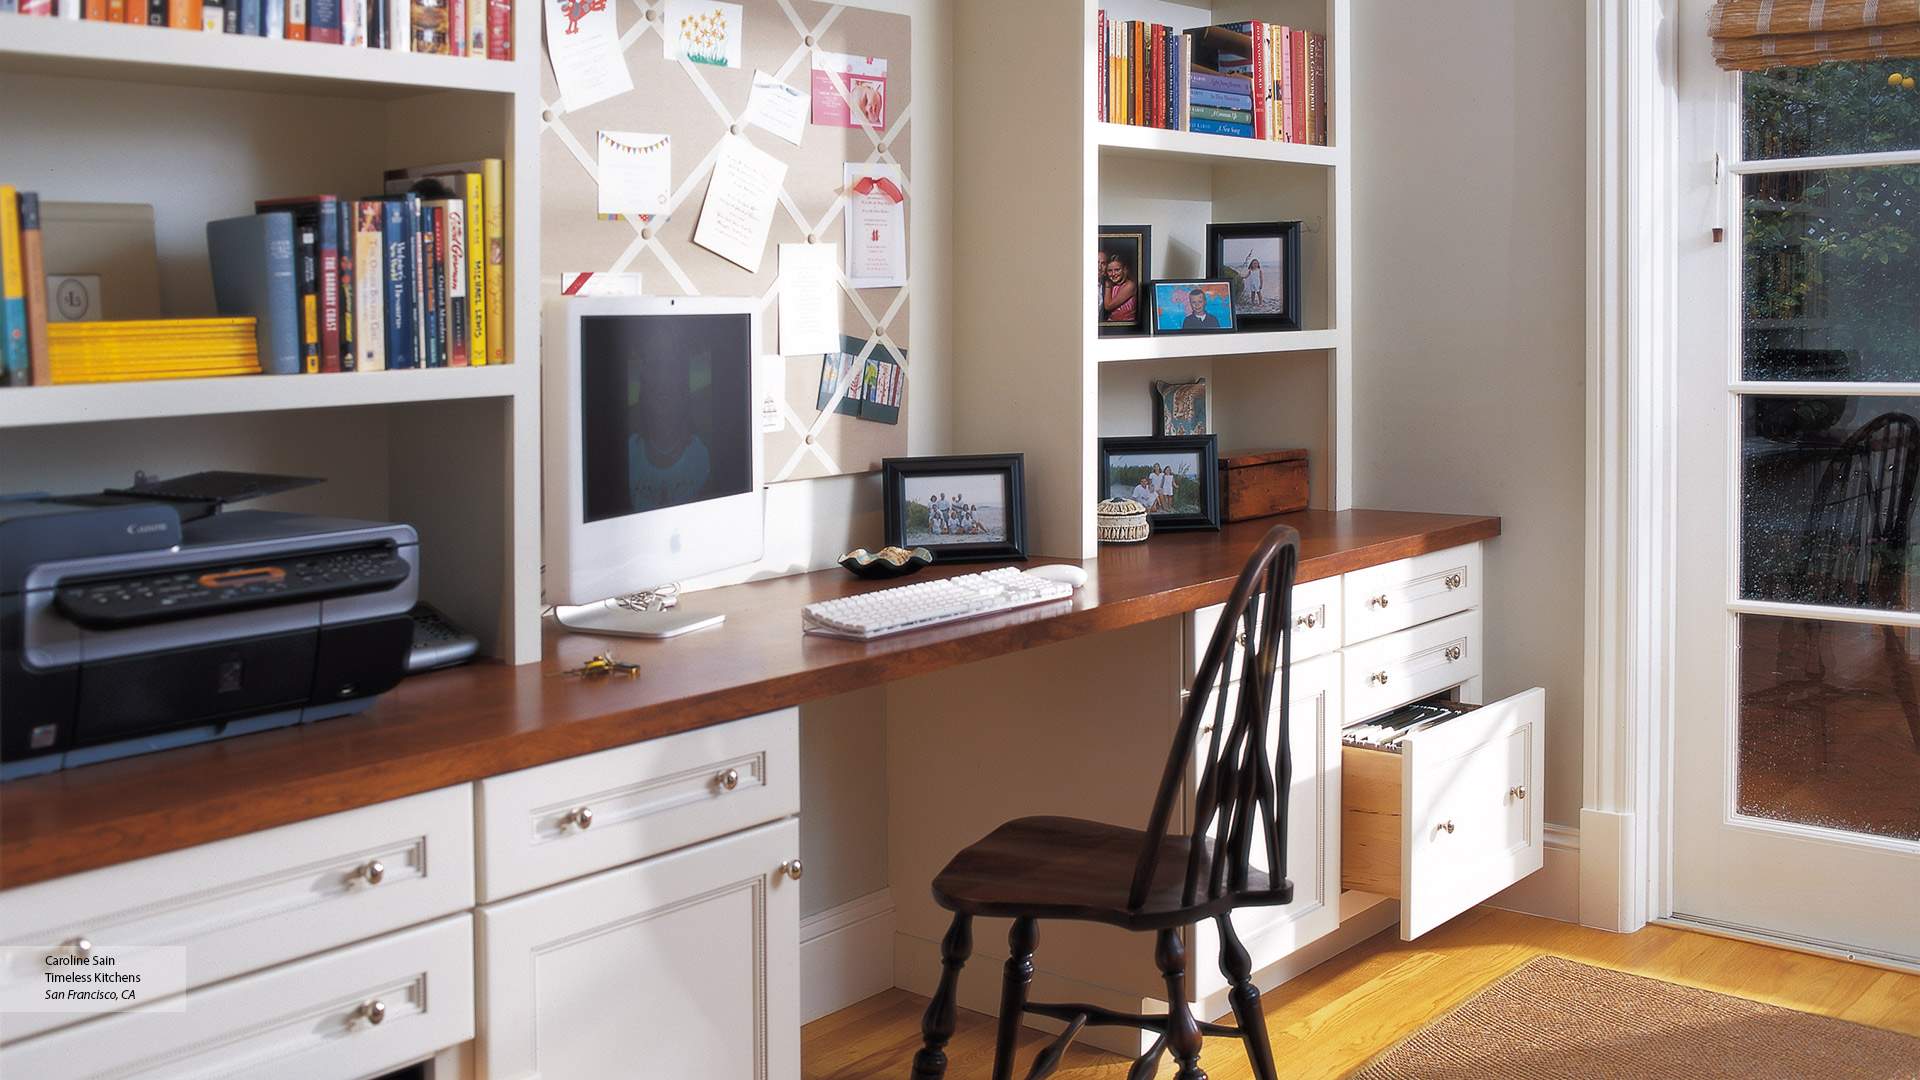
541 0 912 483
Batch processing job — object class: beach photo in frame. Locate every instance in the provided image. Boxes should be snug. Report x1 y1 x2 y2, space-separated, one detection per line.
1098 435 1220 532
1206 220 1302 331
1149 279 1235 335
1097 225 1152 337
882 453 1028 561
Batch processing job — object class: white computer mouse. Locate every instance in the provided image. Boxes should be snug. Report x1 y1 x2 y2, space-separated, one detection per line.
1025 563 1089 588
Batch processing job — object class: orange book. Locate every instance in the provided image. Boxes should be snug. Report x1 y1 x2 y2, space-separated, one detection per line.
84 0 106 19
106 0 125 19
167 0 200 28
286 0 307 39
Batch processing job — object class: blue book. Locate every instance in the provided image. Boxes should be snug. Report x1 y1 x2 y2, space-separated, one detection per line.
1188 118 1255 138
380 198 416 369
207 212 301 376
0 187 26 388
1188 69 1252 96
1190 86 1253 110
240 0 261 36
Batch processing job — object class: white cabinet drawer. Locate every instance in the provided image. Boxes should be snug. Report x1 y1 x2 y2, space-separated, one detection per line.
478 817 801 1080
1341 688 1546 939
0 913 474 1080
1 786 474 1044
1341 609 1481 724
1185 576 1342 679
477 707 799 901
1342 544 1482 645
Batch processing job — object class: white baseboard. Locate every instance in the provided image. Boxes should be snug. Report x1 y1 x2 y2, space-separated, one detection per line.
1578 809 1646 931
1486 822 1582 924
800 889 897 1024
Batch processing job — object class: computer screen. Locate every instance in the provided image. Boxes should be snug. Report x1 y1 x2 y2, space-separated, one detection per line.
543 295 764 633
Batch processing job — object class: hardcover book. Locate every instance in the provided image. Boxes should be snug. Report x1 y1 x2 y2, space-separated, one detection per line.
254 195 342 372
206 211 301 375
0 187 28 387
353 201 386 371
335 199 355 371
307 0 340 42
19 192 50 387
377 196 416 369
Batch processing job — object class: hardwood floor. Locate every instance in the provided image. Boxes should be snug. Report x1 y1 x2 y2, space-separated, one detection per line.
802 906 1920 1079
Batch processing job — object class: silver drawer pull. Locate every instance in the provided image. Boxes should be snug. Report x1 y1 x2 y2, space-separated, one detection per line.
1445 573 1464 590
1439 820 1456 835
781 859 804 880
1444 645 1463 662
1235 629 1248 646
1369 595 1390 608
358 860 385 886
563 806 594 831
1296 612 1317 629
1369 671 1389 685
717 768 741 791
357 1000 388 1026
1509 786 1528 800
65 937 92 960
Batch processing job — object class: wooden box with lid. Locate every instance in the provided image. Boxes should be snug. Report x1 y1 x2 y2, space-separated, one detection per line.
1218 448 1308 521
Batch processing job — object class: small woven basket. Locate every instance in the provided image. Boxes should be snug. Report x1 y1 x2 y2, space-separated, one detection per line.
1096 498 1151 544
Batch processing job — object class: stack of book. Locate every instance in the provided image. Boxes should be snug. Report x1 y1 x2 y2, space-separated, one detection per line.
1096 12 1330 145
0 186 51 388
1 0 512 59
47 317 259 383
208 158 505 376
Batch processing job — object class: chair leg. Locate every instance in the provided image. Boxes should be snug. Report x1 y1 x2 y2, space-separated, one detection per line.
993 917 1039 1080
1155 927 1207 1080
911 913 973 1080
1215 914 1279 1080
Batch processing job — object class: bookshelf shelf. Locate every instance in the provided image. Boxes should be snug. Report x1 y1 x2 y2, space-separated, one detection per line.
1094 327 1344 364
1095 121 1343 168
0 364 535 429
0 16 530 97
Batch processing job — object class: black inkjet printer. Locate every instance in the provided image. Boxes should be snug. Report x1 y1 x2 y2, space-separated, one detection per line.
1 472 418 779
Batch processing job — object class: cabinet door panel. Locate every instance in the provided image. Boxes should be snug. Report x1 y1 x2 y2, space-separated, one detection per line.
0 914 473 1080
478 817 800 1080
1341 545 1481 645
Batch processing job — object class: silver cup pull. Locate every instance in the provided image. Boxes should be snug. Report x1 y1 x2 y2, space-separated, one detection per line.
1444 645 1463 662
1510 786 1528 800
359 860 385 886
1445 573 1464 590
1439 820 1456 835
357 1000 387 1026
1369 595 1390 608
1370 671 1389 685
781 859 804 880
717 768 741 791
563 806 594 831
1296 612 1317 629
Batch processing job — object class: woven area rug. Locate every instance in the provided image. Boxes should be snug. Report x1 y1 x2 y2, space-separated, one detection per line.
1347 954 1920 1080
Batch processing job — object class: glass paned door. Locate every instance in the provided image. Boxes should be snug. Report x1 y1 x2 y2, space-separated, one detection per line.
1673 17 1920 962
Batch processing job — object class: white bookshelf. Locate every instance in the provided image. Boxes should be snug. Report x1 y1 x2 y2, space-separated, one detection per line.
0 8 545 663
954 0 1352 558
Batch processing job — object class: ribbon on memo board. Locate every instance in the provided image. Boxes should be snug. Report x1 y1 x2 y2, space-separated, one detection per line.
539 0 913 483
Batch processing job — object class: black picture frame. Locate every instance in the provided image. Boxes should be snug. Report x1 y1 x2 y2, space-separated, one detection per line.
1205 220 1303 332
1098 435 1220 532
882 454 1028 562
1148 279 1236 335
1097 225 1152 338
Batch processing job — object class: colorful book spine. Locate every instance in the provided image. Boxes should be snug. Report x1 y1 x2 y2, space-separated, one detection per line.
465 0 483 55
285 0 305 38
255 196 343 371
1096 9 1106 123
307 0 339 42
335 199 355 371
1187 69 1249 95
485 0 508 58
1277 25 1293 142
380 197 415 369
408 194 427 363
1189 86 1252 110
238 0 259 34
1189 104 1252 124
0 187 28 387
1309 31 1328 144
106 0 125 21
481 157 503 363
1292 29 1309 145
354 202 386 371
19 193 50 388
295 223 319 372
146 0 165 27
166 0 199 29
1188 118 1254 138
410 0 447 52
441 196 467 366
461 173 484 367
420 203 443 367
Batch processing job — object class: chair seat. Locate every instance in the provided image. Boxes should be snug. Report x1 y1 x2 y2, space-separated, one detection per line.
930 815 1294 932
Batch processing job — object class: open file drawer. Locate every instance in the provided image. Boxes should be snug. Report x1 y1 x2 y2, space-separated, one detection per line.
1340 687 1545 939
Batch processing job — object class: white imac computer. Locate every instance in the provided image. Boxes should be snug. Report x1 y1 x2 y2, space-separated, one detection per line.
543 294 764 638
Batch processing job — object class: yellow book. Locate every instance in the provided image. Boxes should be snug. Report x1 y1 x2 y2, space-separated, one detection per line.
482 157 504 364
0 185 27 387
464 172 486 366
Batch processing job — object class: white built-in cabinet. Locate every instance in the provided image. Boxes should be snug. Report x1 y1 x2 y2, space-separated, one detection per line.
0 15 545 662
953 0 1352 558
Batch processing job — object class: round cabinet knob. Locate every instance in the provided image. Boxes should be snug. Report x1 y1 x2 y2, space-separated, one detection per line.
1509 786 1528 800
359 860 385 886
1234 629 1248 647
358 1000 388 1026
717 768 741 791
1369 595 1390 609
564 806 594 831
1439 820 1456 835
1444 645 1463 662
66 938 92 960
1445 573 1464 590
781 859 804 880
1296 612 1317 629
1370 671 1389 685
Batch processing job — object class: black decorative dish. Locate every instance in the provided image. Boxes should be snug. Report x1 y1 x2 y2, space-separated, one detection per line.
839 546 934 579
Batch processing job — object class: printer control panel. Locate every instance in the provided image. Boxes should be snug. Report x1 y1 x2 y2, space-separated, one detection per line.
55 545 411 630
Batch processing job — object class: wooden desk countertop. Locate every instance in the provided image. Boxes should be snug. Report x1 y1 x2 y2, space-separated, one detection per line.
0 509 1498 889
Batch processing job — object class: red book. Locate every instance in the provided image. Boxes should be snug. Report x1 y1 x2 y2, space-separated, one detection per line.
485 0 510 59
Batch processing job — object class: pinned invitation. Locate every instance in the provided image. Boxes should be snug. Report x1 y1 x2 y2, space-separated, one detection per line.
844 163 907 289
561 271 643 296
745 70 809 146
761 353 786 433
543 0 631 112
817 336 903 424
663 0 743 67
811 52 887 130
597 131 672 220
777 242 841 356
692 134 789 273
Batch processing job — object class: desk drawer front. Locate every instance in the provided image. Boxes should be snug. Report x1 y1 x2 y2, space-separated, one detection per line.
1341 609 1481 724
0 913 474 1080
1185 577 1341 681
0 786 473 1045
477 707 799 901
1342 545 1481 645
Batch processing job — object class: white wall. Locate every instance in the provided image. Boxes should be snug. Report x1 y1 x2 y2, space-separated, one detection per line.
1351 1 1589 830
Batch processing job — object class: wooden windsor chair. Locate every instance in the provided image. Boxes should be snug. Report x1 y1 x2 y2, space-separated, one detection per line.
908 523 1302 1080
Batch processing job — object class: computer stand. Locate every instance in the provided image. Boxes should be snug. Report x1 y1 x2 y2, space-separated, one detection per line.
552 601 725 639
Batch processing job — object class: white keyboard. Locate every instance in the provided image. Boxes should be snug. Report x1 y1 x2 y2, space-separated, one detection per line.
802 567 1075 640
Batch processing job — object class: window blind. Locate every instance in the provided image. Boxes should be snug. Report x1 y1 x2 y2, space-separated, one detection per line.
1708 0 1920 70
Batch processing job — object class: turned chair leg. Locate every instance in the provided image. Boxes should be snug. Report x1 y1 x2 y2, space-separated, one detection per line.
1155 927 1208 1080
911 913 973 1080
1216 914 1279 1080
993 917 1039 1080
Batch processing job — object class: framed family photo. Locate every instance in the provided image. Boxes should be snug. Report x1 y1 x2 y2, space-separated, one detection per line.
1205 220 1302 331
1149 279 1235 335
882 454 1028 561
1098 435 1220 532
1097 225 1152 338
